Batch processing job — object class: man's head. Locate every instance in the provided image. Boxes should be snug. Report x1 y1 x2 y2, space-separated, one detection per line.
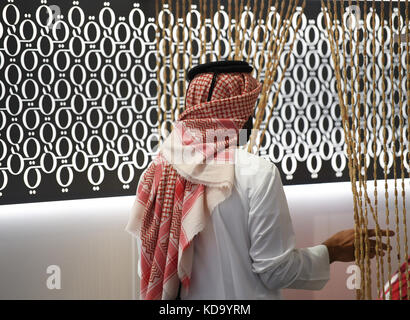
185 60 253 104
178 61 261 147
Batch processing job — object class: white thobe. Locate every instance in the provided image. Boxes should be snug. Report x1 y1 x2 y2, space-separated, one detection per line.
135 148 330 299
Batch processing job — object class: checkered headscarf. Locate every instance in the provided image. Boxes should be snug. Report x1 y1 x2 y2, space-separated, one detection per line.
126 71 262 299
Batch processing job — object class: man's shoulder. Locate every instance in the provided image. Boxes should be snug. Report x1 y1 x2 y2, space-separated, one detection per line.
236 148 276 171
234 148 278 185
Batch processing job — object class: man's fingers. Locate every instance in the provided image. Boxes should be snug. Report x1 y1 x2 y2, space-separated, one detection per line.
370 251 386 258
368 239 391 251
366 229 395 238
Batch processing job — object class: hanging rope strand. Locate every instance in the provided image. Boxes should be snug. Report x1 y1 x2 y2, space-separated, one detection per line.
227 0 233 58
323 0 362 299
251 0 297 152
339 0 382 230
334 0 365 297
201 0 207 63
155 0 162 145
344 0 366 297
153 0 409 299
386 0 396 299
209 0 214 61
247 0 284 152
254 0 273 83
160 1 169 137
233 0 245 59
217 0 222 60
175 0 181 119
392 2 404 300
247 0 264 71
379 0 388 299
404 0 410 300
188 0 193 70
238 0 252 60
257 1 307 153
358 0 372 299
181 0 187 115
167 0 175 128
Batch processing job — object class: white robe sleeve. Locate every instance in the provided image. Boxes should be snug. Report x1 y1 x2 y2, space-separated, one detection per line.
248 164 330 291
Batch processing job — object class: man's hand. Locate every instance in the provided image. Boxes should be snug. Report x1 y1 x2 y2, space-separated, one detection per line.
322 229 395 264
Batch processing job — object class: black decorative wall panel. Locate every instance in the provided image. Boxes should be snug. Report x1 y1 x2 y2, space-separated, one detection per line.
0 0 408 205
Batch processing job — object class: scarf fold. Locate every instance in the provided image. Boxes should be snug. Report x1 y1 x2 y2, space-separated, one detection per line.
126 71 262 299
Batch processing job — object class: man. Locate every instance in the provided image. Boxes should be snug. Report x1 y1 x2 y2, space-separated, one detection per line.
126 60 393 300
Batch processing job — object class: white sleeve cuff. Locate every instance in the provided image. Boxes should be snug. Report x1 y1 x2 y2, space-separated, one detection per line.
286 244 330 290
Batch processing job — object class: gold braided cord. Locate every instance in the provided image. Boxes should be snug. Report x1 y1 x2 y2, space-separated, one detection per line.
379 0 387 299
217 0 222 60
247 0 282 149
233 0 244 59
200 0 206 63
387 0 395 299
168 0 175 127
188 0 193 70
322 0 363 299
203 0 208 61
252 0 284 122
198 0 203 62
256 1 307 153
155 0 302 150
257 0 294 116
249 0 299 153
155 0 162 146
259 0 295 106
153 1 409 300
396 0 408 301
209 0 214 61
227 0 233 58
160 0 168 138
338 0 366 297
238 0 252 60
405 0 410 299
324 0 409 299
334 0 364 297
395 0 404 300
328 1 383 230
246 0 262 62
181 0 187 115
361 0 371 299
175 0 181 119
254 0 272 83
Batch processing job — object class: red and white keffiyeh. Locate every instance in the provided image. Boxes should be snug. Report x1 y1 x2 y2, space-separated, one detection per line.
380 257 409 300
126 71 262 300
